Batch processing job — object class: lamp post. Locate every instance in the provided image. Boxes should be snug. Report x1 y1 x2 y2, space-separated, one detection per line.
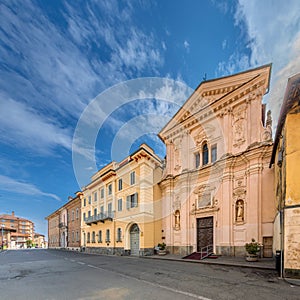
1 224 4 250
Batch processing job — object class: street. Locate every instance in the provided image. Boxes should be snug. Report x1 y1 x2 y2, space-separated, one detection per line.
0 249 299 300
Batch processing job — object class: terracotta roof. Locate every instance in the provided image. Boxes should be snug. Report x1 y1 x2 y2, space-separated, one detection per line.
270 73 300 166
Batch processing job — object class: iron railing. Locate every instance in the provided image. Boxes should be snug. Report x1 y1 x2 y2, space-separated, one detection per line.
85 211 114 225
200 244 213 260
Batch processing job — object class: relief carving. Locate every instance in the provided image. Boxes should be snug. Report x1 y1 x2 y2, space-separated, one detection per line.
232 105 246 148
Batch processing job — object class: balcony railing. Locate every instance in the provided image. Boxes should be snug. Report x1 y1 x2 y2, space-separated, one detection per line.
85 211 114 225
59 222 67 229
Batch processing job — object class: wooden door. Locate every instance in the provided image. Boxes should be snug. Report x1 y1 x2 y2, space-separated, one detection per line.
130 224 140 256
263 237 273 258
197 217 213 252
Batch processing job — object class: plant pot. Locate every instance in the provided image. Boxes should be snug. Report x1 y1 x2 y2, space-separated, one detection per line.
158 249 167 256
246 254 258 262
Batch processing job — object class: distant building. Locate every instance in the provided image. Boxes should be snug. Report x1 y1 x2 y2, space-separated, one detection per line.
159 64 276 257
81 144 163 256
0 226 16 249
45 192 83 250
270 73 300 278
0 211 34 249
45 210 60 248
33 233 46 248
66 192 82 250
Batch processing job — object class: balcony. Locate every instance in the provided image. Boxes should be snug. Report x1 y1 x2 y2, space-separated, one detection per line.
85 211 114 225
59 222 67 229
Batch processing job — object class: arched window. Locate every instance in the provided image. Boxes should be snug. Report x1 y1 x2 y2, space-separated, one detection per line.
92 231 95 243
117 228 122 242
202 142 209 165
87 232 90 243
106 229 110 243
98 230 102 243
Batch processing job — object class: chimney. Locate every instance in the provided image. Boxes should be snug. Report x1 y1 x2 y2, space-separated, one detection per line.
12 211 15 217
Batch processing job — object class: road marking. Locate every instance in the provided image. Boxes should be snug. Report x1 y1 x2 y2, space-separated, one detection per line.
77 261 85 265
84 264 212 300
70 259 75 262
87 264 98 269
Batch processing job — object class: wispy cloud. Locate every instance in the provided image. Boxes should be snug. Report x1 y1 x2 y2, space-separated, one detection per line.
0 96 72 154
183 40 190 52
0 175 60 201
0 0 164 156
216 0 300 127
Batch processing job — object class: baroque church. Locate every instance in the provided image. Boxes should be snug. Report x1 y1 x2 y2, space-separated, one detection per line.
159 64 276 257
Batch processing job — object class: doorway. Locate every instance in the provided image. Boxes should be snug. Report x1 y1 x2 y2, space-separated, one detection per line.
130 224 140 256
197 217 213 252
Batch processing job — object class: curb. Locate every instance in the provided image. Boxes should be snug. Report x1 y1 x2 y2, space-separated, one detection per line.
141 255 276 271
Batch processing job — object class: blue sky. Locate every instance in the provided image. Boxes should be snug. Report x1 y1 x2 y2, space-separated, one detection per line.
1 0 300 236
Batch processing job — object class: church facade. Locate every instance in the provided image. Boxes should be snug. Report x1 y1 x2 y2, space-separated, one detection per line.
159 64 276 257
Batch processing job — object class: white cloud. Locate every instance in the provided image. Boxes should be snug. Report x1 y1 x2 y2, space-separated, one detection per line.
0 96 72 154
239 0 300 127
183 40 190 52
0 175 60 201
0 0 164 157
218 0 300 129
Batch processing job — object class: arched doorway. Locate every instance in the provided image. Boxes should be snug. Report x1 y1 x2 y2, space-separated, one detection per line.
130 224 140 256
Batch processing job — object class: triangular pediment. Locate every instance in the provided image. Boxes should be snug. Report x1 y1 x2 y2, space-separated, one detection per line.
158 64 271 142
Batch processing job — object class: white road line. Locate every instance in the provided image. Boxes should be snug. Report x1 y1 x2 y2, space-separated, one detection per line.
87 264 98 269
70 259 75 262
77 261 85 265
83 264 212 300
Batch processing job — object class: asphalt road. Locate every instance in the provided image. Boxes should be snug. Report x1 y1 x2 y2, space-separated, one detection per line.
0 249 299 300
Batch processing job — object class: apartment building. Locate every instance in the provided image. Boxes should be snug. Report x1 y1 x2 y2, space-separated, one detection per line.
81 144 163 256
0 211 34 249
45 192 82 249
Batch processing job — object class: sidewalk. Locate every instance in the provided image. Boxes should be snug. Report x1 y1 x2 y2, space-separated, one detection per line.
142 253 276 270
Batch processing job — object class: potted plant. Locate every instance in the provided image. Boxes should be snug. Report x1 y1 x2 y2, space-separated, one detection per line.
157 242 167 256
245 238 261 261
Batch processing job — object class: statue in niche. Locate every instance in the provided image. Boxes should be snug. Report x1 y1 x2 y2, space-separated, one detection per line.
174 210 180 230
236 200 244 222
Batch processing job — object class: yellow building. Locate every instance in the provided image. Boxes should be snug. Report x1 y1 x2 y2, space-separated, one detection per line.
270 73 300 278
81 144 163 256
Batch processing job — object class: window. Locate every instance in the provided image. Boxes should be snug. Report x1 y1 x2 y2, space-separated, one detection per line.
126 193 138 209
117 228 122 242
108 184 112 195
92 231 96 243
87 232 90 243
76 208 79 219
88 196 91 204
100 188 104 199
195 152 200 168
130 171 136 185
118 179 123 191
98 230 102 243
72 210 75 221
88 211 91 218
83 212 86 221
108 203 112 213
83 198 86 207
202 142 209 165
72 231 75 242
94 208 97 216
118 199 122 211
211 144 217 163
76 231 79 242
94 192 97 202
100 205 104 215
106 229 110 242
